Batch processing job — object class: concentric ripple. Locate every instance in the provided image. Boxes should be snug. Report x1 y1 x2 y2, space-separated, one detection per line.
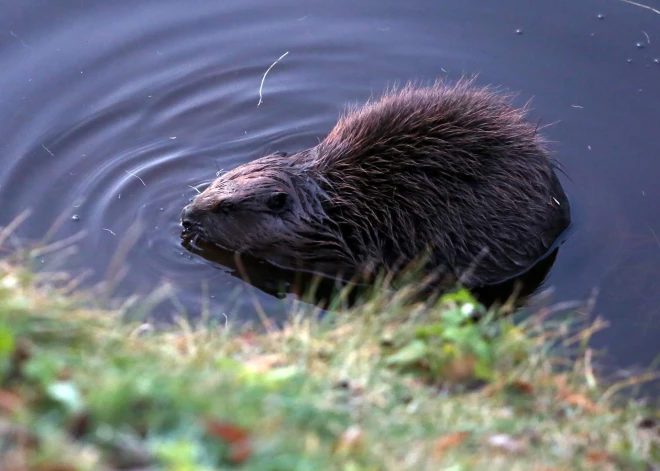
2 0 660 374
0 0 471 322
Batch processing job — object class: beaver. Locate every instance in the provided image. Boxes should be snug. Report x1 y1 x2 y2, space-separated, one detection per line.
180 78 571 289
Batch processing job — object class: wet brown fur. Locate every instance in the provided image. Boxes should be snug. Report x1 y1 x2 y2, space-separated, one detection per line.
181 78 571 287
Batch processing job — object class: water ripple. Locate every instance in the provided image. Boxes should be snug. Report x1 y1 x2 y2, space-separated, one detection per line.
3 0 660 372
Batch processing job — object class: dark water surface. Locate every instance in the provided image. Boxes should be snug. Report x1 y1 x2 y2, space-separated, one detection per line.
1 0 659 371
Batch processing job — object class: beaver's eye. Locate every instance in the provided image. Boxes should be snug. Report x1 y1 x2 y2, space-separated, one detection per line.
266 193 290 213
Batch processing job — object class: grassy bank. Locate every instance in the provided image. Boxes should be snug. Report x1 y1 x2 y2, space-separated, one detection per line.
0 257 659 470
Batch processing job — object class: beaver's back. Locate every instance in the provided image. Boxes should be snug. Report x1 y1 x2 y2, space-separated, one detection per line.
307 79 570 286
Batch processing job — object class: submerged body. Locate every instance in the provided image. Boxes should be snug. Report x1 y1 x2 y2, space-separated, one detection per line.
181 79 571 287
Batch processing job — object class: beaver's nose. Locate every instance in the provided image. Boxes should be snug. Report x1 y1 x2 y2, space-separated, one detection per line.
180 205 200 230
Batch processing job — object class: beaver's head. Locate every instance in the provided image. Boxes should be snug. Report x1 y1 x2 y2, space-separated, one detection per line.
180 152 354 274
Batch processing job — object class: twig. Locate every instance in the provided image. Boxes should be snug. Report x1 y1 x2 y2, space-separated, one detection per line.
0 210 32 248
188 185 201 194
125 169 146 186
616 0 660 15
10 31 33 49
257 51 289 107
600 371 660 403
42 144 55 156
29 230 87 258
0 209 32 251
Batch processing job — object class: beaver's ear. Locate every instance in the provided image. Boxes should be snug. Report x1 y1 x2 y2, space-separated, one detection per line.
273 151 288 157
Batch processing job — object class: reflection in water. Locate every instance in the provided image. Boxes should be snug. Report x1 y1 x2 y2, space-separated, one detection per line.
180 231 561 314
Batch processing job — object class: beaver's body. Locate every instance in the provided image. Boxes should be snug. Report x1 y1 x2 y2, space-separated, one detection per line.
181 79 571 287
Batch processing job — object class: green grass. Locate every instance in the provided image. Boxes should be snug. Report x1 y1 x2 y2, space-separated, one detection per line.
0 256 659 470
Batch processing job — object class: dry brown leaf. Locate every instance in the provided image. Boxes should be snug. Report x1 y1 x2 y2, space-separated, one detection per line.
585 450 617 466
333 425 364 455
244 354 284 373
238 332 257 343
206 420 251 444
0 389 24 415
174 335 189 354
561 393 599 413
441 357 476 382
433 431 471 457
205 420 253 464
509 380 534 394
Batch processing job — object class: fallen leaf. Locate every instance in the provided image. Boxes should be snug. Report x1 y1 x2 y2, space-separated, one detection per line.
585 450 615 465
560 393 599 413
508 380 534 395
244 354 284 373
0 389 24 414
205 420 253 465
333 425 364 455
440 357 477 383
174 335 189 354
433 431 470 457
236 332 257 346
206 420 250 444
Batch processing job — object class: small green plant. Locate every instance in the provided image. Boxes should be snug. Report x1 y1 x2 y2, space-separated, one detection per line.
0 260 658 470
382 289 533 384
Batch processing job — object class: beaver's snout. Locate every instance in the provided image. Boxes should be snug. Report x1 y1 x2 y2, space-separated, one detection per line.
180 204 204 233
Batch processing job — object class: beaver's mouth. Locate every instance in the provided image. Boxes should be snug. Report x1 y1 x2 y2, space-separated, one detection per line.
180 220 207 240
180 215 205 232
